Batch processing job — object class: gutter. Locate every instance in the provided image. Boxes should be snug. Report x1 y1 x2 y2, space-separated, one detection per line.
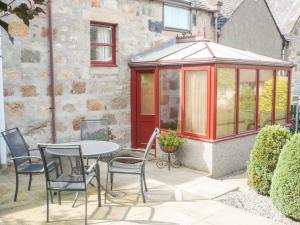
48 0 56 143
0 29 7 168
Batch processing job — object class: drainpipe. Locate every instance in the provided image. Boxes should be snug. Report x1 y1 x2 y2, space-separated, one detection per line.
48 0 56 143
0 29 7 168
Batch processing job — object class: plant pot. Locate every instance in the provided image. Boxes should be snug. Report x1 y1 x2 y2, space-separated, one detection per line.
160 145 178 153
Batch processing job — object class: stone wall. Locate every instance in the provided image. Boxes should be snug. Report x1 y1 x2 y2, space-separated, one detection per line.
2 0 215 148
288 20 300 96
219 0 283 59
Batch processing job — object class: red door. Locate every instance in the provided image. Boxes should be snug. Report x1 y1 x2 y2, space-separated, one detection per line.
136 71 156 148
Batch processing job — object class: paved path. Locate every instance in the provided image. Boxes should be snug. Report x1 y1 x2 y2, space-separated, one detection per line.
0 161 283 225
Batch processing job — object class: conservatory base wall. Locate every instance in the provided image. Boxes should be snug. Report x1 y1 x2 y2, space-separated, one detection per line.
156 134 257 178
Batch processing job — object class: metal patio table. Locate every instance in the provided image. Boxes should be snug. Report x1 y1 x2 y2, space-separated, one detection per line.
46 140 120 206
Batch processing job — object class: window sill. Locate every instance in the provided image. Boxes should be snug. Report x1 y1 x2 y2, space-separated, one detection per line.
163 27 191 33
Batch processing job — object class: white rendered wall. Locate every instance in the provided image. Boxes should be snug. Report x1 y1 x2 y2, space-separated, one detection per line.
157 134 257 178
0 29 7 168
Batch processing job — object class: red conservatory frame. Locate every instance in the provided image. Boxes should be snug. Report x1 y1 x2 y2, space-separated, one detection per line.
130 64 292 147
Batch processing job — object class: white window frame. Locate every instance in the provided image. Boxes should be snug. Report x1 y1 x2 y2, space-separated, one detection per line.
163 4 191 32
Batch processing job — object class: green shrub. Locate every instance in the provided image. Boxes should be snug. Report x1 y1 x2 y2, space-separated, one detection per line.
271 134 300 221
247 125 291 195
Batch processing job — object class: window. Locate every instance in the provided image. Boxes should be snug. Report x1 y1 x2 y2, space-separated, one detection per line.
164 5 190 31
275 70 289 125
184 70 208 135
141 73 155 115
90 22 116 66
238 69 257 132
216 68 236 138
159 69 181 131
258 70 274 127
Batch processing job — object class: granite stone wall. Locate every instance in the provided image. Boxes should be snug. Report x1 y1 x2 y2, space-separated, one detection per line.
2 0 215 147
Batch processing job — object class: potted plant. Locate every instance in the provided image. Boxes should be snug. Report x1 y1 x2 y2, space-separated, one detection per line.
158 130 186 153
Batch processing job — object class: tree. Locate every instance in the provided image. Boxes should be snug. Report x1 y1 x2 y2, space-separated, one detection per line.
0 0 47 40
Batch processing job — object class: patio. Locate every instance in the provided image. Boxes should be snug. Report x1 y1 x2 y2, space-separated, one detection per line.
0 160 284 225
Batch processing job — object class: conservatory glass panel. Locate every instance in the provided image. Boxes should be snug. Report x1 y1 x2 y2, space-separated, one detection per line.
238 69 257 132
159 69 181 131
216 68 236 138
141 73 155 115
275 70 288 125
184 70 208 134
258 70 274 127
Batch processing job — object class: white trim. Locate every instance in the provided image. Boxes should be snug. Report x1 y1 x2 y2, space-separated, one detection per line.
0 29 7 168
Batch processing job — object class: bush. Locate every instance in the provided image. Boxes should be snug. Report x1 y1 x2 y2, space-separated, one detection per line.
247 125 291 195
270 134 300 221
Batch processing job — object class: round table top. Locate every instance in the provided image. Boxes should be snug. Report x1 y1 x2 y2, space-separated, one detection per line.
45 140 120 157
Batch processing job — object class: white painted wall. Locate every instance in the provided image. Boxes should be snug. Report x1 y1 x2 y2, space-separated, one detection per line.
0 29 7 168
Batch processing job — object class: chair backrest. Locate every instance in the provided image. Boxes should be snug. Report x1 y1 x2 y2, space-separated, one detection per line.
38 144 86 185
1 128 30 166
143 128 160 160
80 119 109 141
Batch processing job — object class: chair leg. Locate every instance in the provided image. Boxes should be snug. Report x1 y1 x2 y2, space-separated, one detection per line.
96 164 101 207
14 173 19 202
50 190 53 204
142 171 148 192
140 174 146 203
85 191 88 225
110 173 114 191
28 173 32 191
58 191 61 205
105 171 109 203
72 192 79 208
46 189 50 222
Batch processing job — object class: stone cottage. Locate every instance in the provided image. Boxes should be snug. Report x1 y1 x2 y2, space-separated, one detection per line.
217 0 287 60
0 0 221 167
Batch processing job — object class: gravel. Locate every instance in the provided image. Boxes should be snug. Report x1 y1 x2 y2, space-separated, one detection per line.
216 189 300 225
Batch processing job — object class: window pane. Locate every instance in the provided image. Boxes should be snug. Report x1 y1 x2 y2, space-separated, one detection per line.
160 69 181 131
185 70 208 134
90 26 112 44
238 69 257 132
91 46 112 61
258 70 273 127
164 5 190 30
275 70 288 125
216 68 236 138
141 73 155 115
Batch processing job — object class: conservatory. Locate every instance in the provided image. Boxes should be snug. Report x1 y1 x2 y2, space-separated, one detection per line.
129 36 293 177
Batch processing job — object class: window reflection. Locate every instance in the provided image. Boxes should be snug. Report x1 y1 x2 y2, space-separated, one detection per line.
275 70 288 125
159 69 181 131
258 70 274 127
216 68 236 138
238 69 256 132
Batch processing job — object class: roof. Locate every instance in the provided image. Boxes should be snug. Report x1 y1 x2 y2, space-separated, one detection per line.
217 0 285 41
217 0 244 29
266 0 300 34
129 38 293 68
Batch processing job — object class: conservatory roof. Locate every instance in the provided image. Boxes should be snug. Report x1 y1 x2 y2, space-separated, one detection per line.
129 37 293 68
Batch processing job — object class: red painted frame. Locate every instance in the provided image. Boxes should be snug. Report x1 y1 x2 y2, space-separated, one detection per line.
181 66 211 139
130 64 292 146
90 21 117 67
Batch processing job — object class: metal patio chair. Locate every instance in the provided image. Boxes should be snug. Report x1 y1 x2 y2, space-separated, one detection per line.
1 127 56 202
105 128 159 203
38 144 100 225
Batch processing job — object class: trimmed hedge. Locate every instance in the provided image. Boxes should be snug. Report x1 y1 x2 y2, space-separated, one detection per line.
271 134 300 221
247 125 291 195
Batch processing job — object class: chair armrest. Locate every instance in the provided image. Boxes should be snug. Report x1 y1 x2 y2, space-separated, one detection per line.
109 157 145 166
85 162 97 174
11 156 42 161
